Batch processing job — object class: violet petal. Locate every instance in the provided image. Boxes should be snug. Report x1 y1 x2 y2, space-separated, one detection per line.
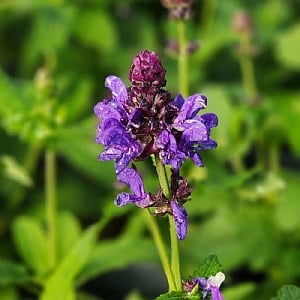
115 168 152 208
105 75 128 105
171 200 188 240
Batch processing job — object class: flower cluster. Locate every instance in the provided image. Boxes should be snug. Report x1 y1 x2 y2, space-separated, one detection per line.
94 50 218 240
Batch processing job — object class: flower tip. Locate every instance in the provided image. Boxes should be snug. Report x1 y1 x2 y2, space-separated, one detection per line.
128 50 166 88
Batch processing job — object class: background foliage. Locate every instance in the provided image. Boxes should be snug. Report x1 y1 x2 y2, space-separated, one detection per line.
0 0 300 299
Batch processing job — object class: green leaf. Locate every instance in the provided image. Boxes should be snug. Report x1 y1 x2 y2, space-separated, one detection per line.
22 7 73 71
0 69 24 116
276 93 300 156
73 10 117 51
275 170 300 230
55 118 116 185
59 76 93 123
0 286 18 300
77 237 156 286
155 291 198 300
194 254 223 278
56 211 81 262
275 23 300 70
0 258 30 285
201 85 254 161
271 285 300 300
41 223 99 300
222 282 256 300
12 216 50 275
1 155 33 187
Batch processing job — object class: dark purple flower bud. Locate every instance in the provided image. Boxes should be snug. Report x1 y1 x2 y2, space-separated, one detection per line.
186 40 200 55
232 10 254 35
183 278 197 293
128 50 166 90
161 0 194 20
115 167 152 208
165 39 179 56
171 200 188 240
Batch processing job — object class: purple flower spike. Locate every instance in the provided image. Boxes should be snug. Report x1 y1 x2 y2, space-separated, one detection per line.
94 50 219 240
115 168 152 208
171 200 188 240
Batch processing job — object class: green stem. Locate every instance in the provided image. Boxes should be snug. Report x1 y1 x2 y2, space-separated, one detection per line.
240 55 257 103
45 149 57 268
169 215 182 291
155 155 171 199
201 0 217 33
143 209 176 291
269 141 280 173
177 21 189 97
155 156 182 291
239 34 257 104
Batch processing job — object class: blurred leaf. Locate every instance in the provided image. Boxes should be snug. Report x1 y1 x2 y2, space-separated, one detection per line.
271 285 300 300
0 69 58 142
77 291 104 300
41 223 99 300
22 6 74 71
237 171 286 203
12 216 50 275
275 170 300 231
222 282 256 300
55 118 116 185
0 286 18 300
77 238 156 286
125 290 145 300
194 255 223 278
276 93 300 156
275 23 300 70
0 69 24 115
73 10 117 52
56 211 81 262
280 248 300 281
255 0 291 44
201 85 254 162
184 204 280 272
0 258 30 285
59 76 93 122
1 155 33 187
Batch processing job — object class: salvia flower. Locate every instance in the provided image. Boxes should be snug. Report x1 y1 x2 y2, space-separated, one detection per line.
94 50 218 240
184 272 225 300
197 272 225 300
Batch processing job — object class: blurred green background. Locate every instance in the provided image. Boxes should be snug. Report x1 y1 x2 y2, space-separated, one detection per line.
0 0 300 299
